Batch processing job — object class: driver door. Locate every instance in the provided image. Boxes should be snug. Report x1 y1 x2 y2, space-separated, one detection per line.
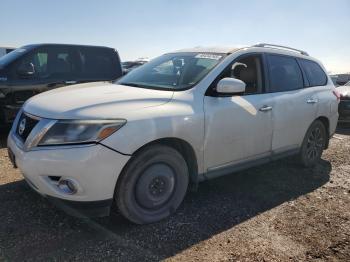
9 47 51 107
9 46 79 109
203 54 274 175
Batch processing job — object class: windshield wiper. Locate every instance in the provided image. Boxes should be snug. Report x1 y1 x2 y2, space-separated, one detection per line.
118 82 143 87
119 82 160 89
118 81 182 91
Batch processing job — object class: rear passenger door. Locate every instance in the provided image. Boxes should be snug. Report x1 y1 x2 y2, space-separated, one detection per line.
298 59 332 124
267 54 318 153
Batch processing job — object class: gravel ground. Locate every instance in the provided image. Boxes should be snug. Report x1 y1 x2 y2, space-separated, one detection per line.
0 127 349 261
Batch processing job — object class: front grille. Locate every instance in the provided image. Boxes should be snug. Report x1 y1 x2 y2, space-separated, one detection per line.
16 113 40 142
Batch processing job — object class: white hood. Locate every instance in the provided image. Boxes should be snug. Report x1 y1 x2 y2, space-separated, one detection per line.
23 82 174 119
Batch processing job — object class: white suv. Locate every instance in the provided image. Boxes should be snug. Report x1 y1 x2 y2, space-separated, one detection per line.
7 43 339 224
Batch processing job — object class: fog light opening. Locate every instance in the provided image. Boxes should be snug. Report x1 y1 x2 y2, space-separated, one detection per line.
58 179 78 195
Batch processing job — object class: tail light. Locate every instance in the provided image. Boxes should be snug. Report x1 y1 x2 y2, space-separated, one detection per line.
332 90 341 102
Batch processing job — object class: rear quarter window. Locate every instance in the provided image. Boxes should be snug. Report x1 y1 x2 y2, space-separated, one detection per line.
299 59 327 86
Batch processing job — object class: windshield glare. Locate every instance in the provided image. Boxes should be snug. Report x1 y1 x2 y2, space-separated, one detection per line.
117 53 224 90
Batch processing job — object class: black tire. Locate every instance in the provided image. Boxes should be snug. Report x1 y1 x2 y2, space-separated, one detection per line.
115 145 189 224
298 120 327 167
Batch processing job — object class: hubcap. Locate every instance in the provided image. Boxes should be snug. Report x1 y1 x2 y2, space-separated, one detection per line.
135 163 175 209
149 177 166 196
306 127 323 161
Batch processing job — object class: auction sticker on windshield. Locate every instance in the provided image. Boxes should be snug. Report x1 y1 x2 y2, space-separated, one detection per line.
195 54 222 60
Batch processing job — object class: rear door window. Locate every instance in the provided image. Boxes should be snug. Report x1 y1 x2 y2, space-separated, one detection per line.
268 55 304 92
299 59 327 86
47 47 78 81
78 47 121 81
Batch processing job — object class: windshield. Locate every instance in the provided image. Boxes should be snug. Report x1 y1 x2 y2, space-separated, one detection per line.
0 47 29 67
117 52 224 90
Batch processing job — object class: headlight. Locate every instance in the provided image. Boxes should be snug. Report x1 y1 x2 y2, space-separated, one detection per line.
38 119 126 146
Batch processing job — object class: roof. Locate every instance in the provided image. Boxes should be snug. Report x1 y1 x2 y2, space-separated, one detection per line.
20 43 116 50
173 46 243 54
172 43 311 58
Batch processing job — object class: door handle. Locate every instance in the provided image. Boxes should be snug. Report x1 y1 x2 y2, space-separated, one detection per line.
65 81 77 85
306 98 318 104
259 105 272 112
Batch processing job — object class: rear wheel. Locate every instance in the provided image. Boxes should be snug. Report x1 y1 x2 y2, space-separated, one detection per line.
115 145 189 224
298 120 327 167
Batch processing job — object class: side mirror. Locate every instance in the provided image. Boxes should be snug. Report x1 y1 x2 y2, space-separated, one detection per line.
216 77 246 95
17 62 35 78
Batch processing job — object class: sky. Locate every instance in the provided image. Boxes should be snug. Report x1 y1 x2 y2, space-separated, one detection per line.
0 0 349 73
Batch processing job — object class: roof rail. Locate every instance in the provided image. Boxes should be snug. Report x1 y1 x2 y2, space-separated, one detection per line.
252 43 309 56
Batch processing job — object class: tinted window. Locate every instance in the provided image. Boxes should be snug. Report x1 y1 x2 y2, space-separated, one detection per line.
18 49 49 79
14 47 78 80
48 48 77 80
268 55 303 92
299 59 327 86
78 47 120 80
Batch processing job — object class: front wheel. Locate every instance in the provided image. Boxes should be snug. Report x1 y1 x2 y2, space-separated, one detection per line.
298 120 327 167
115 145 189 224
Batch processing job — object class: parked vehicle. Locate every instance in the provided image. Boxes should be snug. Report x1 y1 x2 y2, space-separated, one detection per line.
7 43 339 224
337 81 350 122
0 46 16 58
0 44 122 124
330 75 339 86
330 74 350 86
122 58 149 74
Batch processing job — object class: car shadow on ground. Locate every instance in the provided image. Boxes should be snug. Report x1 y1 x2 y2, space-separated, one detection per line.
0 133 7 149
0 126 11 149
0 157 331 261
336 123 350 135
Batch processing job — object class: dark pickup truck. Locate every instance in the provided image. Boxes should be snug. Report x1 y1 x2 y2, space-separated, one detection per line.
0 44 122 124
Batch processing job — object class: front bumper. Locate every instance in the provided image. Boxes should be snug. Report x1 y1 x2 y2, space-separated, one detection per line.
7 132 130 217
338 99 350 122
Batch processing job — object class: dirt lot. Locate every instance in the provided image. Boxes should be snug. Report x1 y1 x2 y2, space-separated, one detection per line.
0 127 349 262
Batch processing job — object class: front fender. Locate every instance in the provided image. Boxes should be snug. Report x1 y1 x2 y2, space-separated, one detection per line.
100 93 205 173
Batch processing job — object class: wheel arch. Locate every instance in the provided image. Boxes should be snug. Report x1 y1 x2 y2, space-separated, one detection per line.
315 116 330 149
115 137 199 191
132 137 199 185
